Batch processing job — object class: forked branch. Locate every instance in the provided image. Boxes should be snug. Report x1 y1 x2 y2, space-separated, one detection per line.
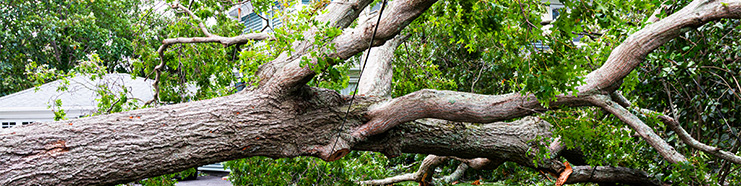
659 115 741 164
350 0 741 163
587 94 687 163
147 3 273 105
612 92 741 165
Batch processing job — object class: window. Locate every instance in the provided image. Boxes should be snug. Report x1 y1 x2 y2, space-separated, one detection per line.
243 13 263 33
270 11 282 28
21 121 33 125
2 122 17 129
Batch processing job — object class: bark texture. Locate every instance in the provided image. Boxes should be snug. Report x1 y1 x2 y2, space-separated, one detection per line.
1 89 350 185
565 166 660 185
356 34 405 97
0 89 561 185
352 89 593 138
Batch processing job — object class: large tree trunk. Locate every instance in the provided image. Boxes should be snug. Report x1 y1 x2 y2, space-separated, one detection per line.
2 0 741 185
0 88 561 185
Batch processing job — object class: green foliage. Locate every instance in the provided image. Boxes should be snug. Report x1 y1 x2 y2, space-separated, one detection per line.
225 152 392 185
299 23 344 87
137 168 197 186
238 40 274 87
630 16 741 185
0 0 145 96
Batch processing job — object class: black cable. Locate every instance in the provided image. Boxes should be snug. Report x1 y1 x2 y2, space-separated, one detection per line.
328 0 388 160
318 0 389 183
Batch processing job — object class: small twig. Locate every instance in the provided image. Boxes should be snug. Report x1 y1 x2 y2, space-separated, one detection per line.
515 0 537 30
646 3 668 24
171 3 214 37
660 80 679 120
105 98 123 114
471 60 485 92
687 69 741 144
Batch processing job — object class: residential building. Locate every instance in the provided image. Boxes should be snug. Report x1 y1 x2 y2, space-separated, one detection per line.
0 73 155 128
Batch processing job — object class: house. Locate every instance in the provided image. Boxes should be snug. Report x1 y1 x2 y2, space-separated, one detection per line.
0 73 155 128
0 73 231 173
537 0 586 49
226 0 314 33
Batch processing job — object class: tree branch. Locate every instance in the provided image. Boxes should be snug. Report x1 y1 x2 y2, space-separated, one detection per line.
587 94 687 163
357 155 448 185
158 3 273 52
657 113 741 164
577 0 741 93
147 4 273 105
5 0 741 185
257 0 437 94
350 0 741 159
357 34 408 97
358 155 501 185
613 92 741 165
438 162 469 183
566 166 660 186
171 3 213 37
359 135 659 186
352 89 593 139
254 0 375 89
0 89 560 185
646 3 668 24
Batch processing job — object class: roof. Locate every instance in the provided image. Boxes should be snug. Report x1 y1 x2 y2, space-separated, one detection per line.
0 73 155 111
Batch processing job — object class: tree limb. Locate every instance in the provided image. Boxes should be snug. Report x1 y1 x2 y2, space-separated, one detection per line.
146 3 273 105
0 88 560 185
357 155 448 186
587 94 687 163
577 0 741 93
350 0 741 162
566 166 660 186
357 34 408 97
352 89 593 139
254 0 376 89
358 155 502 185
359 134 660 186
257 0 437 94
4 0 741 185
613 92 741 164
657 112 741 164
171 3 213 37
438 162 469 183
157 3 274 54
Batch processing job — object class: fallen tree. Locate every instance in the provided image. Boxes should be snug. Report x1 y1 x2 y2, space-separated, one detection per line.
2 0 741 185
